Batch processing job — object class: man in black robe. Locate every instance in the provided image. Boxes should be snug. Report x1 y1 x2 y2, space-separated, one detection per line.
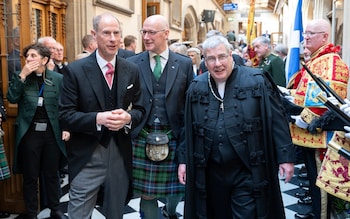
178 35 295 219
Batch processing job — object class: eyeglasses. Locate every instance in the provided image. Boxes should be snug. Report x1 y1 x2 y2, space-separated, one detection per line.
140 29 166 36
302 31 325 37
205 54 230 64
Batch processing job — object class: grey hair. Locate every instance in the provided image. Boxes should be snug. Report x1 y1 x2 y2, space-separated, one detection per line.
93 13 120 32
274 44 288 56
252 36 271 49
37 36 56 44
169 43 188 55
187 47 200 55
206 30 223 39
202 35 231 57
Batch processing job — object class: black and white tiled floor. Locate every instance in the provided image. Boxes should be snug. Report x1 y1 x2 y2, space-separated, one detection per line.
7 164 312 219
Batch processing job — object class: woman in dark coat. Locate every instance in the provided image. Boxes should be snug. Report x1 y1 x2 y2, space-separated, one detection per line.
7 43 67 219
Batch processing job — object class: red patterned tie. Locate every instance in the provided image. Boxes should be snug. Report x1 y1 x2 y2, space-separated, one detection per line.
106 63 114 87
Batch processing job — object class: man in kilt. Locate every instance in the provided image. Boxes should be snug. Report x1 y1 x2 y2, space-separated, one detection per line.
128 14 193 219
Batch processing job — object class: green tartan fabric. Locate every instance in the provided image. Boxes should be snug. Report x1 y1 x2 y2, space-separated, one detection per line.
0 134 10 180
132 126 185 197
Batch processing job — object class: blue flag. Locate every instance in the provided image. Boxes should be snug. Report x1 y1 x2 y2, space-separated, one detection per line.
286 0 303 84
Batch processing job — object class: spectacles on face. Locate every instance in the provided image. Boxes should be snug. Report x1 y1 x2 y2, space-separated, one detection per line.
205 54 230 64
302 31 325 37
140 29 165 36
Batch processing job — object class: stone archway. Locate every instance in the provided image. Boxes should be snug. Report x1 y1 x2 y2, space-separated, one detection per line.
183 5 199 46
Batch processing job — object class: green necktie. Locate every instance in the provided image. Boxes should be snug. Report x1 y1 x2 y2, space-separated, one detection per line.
153 55 162 80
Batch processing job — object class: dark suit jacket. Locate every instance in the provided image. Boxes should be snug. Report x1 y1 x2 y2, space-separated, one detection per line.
59 51 145 182
127 50 193 141
118 49 135 59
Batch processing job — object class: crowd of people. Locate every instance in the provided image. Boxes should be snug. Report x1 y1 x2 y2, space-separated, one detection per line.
0 12 349 219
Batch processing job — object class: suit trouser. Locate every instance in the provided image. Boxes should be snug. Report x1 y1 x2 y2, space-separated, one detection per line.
302 147 321 219
68 139 129 219
206 159 256 219
20 123 61 216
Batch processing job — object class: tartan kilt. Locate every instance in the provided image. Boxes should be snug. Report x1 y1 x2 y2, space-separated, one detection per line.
0 135 10 180
132 125 185 197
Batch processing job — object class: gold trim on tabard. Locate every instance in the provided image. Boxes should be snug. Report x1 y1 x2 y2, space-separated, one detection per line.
316 131 350 202
300 108 319 124
290 123 327 148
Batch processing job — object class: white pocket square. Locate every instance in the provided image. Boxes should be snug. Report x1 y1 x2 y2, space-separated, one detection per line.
127 84 134 89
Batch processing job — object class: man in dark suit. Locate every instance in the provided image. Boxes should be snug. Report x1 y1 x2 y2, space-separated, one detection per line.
118 48 135 59
59 13 145 219
127 14 193 219
75 34 97 60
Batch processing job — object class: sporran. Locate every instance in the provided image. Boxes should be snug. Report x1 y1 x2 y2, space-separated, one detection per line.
145 132 169 161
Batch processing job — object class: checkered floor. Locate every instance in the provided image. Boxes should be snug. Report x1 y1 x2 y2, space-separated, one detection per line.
7 164 312 219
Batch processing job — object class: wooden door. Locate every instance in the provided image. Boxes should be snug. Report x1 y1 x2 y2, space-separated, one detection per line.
0 0 66 214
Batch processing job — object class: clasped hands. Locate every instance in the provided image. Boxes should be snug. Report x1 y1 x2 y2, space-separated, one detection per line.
96 109 131 131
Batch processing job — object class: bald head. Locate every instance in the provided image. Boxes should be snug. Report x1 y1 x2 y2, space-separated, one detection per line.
307 19 331 36
304 19 331 54
142 14 169 54
144 15 169 30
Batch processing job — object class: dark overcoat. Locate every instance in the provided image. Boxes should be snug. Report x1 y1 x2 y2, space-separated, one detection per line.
7 69 66 173
180 65 295 219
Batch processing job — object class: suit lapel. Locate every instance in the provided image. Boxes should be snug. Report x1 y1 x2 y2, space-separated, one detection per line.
115 57 130 108
165 51 178 97
83 54 106 109
139 52 154 95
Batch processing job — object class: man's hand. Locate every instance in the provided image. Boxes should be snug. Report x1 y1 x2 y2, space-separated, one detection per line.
291 115 308 129
46 59 55 71
344 126 350 139
96 109 131 131
340 99 350 117
277 85 290 96
62 131 70 141
327 96 340 106
279 163 294 183
178 164 186 185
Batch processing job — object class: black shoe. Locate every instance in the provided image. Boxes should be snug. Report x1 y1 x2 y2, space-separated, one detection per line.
161 206 179 219
295 212 314 219
295 191 309 198
298 165 308 179
299 182 310 190
0 212 10 218
298 196 312 204
298 172 308 179
50 210 68 219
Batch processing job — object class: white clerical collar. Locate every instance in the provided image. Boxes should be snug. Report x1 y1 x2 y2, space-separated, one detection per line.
217 81 226 98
